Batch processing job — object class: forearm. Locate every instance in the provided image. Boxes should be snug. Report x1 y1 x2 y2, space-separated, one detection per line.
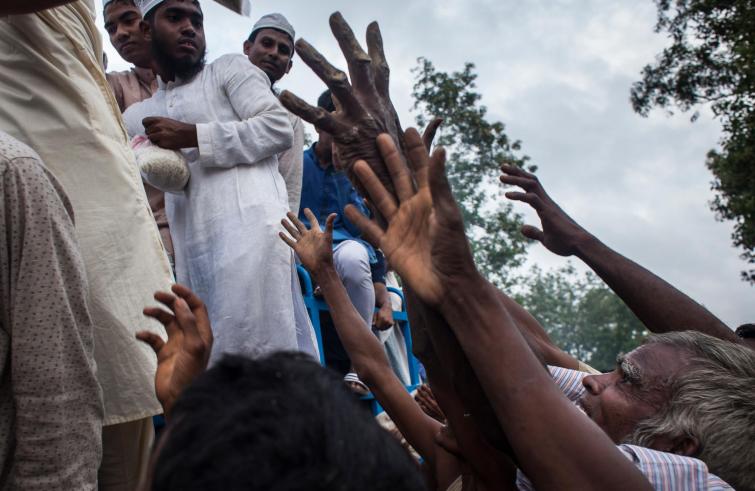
317 266 390 378
441 276 652 490
574 234 736 342
316 266 441 460
374 281 390 308
0 0 74 15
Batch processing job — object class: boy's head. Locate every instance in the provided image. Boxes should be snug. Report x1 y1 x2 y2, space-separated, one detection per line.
149 353 425 490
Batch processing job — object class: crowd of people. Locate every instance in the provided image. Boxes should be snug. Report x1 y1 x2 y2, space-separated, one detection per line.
0 0 753 490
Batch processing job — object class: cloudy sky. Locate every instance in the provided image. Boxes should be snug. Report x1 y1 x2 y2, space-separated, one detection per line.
98 0 753 327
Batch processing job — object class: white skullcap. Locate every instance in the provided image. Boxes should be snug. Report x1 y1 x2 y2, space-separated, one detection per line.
136 0 167 16
250 13 295 43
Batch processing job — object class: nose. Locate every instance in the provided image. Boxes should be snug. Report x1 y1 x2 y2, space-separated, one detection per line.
179 20 196 37
115 24 129 42
582 374 604 395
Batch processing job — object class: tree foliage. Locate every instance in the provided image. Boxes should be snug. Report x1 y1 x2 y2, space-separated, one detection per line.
631 0 755 283
518 265 649 372
411 58 533 285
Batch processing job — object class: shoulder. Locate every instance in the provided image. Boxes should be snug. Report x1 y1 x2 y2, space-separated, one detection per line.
0 131 42 163
210 53 270 84
618 445 734 490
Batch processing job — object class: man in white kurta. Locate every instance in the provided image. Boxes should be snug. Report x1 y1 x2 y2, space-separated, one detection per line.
124 0 299 363
0 1 171 489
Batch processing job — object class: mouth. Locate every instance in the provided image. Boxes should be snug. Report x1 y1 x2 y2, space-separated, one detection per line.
119 41 136 52
177 39 198 51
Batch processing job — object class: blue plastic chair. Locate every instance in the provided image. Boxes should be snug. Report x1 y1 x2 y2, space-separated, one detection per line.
296 265 421 414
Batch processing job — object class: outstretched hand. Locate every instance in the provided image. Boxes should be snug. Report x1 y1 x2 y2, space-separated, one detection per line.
344 128 477 307
500 164 591 257
280 209 337 276
136 284 213 417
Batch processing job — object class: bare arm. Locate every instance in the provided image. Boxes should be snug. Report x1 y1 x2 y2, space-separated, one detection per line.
0 0 75 15
500 164 738 343
347 130 654 490
279 210 443 463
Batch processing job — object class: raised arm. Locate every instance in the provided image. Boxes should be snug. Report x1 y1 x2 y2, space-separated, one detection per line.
0 0 74 15
347 130 654 490
278 210 443 464
499 164 738 343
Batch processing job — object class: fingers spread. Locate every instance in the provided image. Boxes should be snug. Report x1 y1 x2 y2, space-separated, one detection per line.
421 117 443 151
324 213 337 234
280 91 346 135
427 146 455 207
329 12 374 92
500 163 536 180
499 173 537 191
344 204 383 247
376 133 414 202
279 231 297 250
353 160 398 219
302 208 320 231
143 306 175 329
366 21 389 98
171 284 203 311
294 38 364 118
136 331 165 354
521 225 545 242
504 191 543 211
404 128 430 189
281 216 301 239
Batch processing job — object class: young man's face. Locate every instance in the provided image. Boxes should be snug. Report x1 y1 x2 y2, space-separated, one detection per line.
146 0 206 77
104 0 150 67
243 28 293 84
578 343 688 443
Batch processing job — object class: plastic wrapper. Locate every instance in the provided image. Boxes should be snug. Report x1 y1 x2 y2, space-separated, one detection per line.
130 135 190 193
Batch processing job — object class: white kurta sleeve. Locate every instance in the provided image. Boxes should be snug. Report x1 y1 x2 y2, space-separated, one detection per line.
196 54 293 168
277 114 305 212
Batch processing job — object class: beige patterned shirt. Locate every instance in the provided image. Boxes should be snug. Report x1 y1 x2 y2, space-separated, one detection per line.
0 131 103 490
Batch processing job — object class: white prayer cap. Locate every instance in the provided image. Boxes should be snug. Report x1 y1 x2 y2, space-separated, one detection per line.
136 0 167 17
250 13 295 43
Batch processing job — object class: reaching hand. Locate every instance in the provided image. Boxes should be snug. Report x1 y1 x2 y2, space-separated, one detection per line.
344 128 477 307
136 284 213 417
500 164 592 257
280 210 337 276
279 12 405 200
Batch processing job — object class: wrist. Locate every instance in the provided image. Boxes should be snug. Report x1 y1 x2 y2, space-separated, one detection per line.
312 262 338 284
438 271 494 322
183 124 198 148
572 231 601 260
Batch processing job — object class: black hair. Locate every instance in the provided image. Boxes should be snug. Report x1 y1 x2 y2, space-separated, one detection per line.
736 323 755 339
151 353 425 491
317 89 336 112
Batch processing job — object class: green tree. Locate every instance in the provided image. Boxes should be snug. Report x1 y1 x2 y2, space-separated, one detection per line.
411 58 534 285
517 265 649 372
631 0 755 283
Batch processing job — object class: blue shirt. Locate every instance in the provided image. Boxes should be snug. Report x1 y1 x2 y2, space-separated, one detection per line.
299 143 377 265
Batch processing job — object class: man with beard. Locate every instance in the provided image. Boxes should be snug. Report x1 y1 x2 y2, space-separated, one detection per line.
124 0 303 363
244 12 304 214
1 1 173 489
103 0 174 268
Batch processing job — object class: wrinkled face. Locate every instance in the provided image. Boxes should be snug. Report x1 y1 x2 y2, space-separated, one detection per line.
104 1 150 67
243 28 293 84
578 343 688 443
146 0 206 79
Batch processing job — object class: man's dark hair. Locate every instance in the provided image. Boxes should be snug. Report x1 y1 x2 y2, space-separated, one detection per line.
151 353 425 491
317 89 336 112
736 323 755 339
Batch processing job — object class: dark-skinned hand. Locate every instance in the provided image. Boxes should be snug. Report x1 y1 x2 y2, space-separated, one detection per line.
142 116 198 150
344 128 478 307
279 209 337 278
279 11 443 204
136 284 213 417
415 384 446 423
500 164 592 257
372 301 394 331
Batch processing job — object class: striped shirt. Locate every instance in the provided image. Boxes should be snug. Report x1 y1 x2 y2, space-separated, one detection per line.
515 366 733 490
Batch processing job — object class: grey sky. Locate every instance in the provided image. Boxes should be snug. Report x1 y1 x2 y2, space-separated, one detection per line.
98 0 754 327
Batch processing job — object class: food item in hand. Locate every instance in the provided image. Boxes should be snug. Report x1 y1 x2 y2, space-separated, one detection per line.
131 135 190 193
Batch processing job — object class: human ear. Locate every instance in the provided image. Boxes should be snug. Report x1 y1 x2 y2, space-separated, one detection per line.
140 20 152 42
243 40 251 57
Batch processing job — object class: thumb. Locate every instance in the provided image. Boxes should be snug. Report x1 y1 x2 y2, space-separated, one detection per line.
427 146 460 214
521 225 545 242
